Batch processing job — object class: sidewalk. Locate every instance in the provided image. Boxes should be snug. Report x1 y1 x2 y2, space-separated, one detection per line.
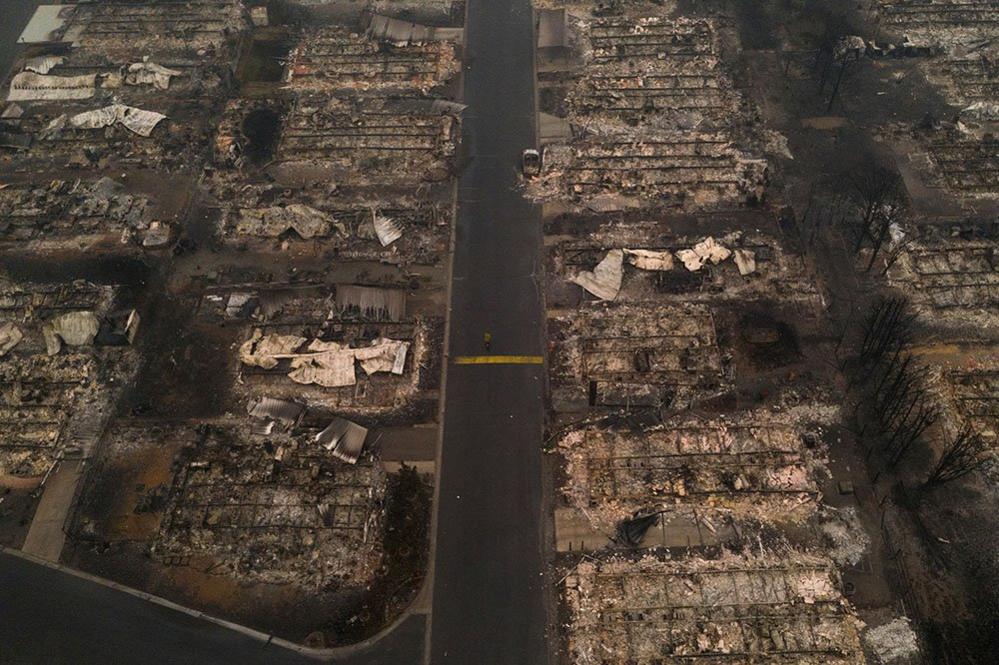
21 459 83 561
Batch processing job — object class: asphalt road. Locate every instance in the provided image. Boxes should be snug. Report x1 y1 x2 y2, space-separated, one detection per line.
0 0 40 78
0 551 427 665
427 0 548 662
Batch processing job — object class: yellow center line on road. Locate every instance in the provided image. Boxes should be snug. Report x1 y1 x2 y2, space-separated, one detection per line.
453 355 544 365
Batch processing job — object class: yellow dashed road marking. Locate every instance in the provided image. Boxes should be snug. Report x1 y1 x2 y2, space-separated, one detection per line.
453 355 544 365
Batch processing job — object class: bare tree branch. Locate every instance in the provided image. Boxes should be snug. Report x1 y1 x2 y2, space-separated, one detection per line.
924 423 990 488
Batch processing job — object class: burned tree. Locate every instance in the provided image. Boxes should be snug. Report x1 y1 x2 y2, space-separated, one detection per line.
924 423 990 488
805 2 867 112
824 36 866 112
858 348 937 471
848 295 917 377
848 160 909 271
851 162 902 236
879 381 937 469
850 297 935 471
864 198 907 273
877 233 914 277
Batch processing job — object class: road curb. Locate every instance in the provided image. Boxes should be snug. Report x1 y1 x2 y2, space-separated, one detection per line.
420 17 467 661
0 545 426 661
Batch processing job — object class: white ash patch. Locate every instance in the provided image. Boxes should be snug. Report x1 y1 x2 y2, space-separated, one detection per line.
864 616 920 663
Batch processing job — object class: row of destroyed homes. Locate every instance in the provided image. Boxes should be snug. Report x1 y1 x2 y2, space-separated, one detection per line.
0 0 464 645
533 2 940 663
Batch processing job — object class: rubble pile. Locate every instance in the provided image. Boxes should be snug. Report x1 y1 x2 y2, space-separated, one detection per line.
55 0 248 56
530 11 767 208
225 196 447 263
0 0 450 639
0 279 133 479
0 354 97 477
285 26 460 93
239 329 410 388
935 355 999 450
548 221 822 306
923 53 999 106
547 303 728 415
870 2 999 199
558 411 831 532
3 101 213 175
370 0 460 18
566 17 740 127
207 21 460 255
542 5 875 662
155 422 385 588
11 51 222 104
565 552 865 664
0 2 247 250
921 128 999 197
863 616 920 664
0 177 155 246
819 507 872 568
886 222 999 328
274 96 457 183
200 282 441 417
878 1 999 47
867 0 999 486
